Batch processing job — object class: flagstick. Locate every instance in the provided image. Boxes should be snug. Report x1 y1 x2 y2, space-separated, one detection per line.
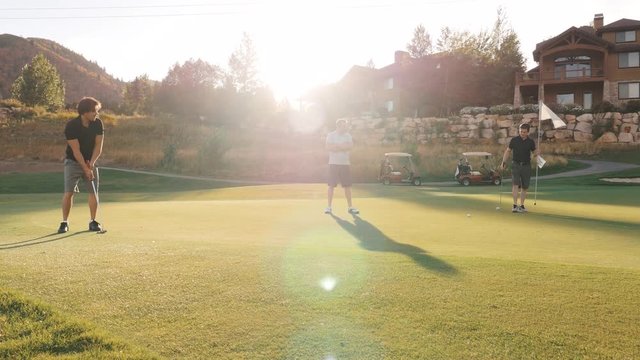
534 101 542 205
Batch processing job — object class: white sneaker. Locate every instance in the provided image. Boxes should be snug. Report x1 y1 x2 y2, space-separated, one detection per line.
518 205 528 213
324 207 332 214
348 207 360 215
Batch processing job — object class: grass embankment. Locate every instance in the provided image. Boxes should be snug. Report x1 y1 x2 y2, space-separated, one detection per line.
1 168 639 359
2 105 638 182
0 289 157 359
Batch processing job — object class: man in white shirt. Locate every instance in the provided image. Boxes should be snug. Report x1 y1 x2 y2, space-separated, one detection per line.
325 119 359 215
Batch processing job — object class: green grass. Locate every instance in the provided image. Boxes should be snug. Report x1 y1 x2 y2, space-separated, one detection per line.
0 289 158 359
0 170 639 359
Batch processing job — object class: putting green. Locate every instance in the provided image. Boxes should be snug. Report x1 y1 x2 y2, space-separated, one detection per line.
1 178 639 359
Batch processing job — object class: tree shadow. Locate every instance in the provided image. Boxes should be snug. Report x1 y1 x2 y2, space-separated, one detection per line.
0 231 88 250
331 214 458 276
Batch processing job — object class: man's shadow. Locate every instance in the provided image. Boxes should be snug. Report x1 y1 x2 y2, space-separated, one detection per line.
0 232 86 250
331 214 458 275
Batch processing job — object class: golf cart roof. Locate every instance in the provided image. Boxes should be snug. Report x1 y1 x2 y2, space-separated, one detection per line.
462 152 493 157
385 152 413 157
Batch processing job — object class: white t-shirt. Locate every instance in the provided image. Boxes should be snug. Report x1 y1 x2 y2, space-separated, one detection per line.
326 130 352 165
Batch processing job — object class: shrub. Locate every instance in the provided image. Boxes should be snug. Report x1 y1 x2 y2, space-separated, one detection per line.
518 103 538 114
591 101 618 114
489 104 514 115
160 143 177 170
0 98 23 108
547 102 567 114
564 103 585 116
622 100 640 113
459 106 487 116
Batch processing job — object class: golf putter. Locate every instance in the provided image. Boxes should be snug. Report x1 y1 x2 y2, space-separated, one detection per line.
91 178 107 234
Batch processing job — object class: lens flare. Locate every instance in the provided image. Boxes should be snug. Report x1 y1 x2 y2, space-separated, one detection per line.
320 276 337 291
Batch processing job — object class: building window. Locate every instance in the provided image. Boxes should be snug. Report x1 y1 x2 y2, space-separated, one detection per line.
619 52 640 68
385 78 394 90
619 82 640 99
556 93 575 104
583 92 592 110
554 56 591 79
615 30 636 43
386 100 394 112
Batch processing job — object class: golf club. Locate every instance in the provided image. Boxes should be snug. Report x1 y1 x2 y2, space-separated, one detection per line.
90 175 107 234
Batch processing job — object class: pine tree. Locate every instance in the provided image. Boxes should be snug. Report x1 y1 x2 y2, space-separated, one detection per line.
407 24 432 58
11 53 65 109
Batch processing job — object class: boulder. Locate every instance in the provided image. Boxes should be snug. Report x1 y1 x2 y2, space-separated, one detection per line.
574 122 592 133
574 132 593 142
596 132 618 143
576 113 593 122
554 129 573 140
481 129 495 139
497 119 514 128
618 132 634 143
482 118 496 128
498 137 511 145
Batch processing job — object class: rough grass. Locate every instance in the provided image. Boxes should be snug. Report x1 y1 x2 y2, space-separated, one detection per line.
0 169 639 359
0 289 158 359
2 110 637 182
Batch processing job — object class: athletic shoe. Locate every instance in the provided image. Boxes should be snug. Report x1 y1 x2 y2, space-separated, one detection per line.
512 205 518 213
518 205 528 213
348 207 360 215
89 220 103 232
57 222 69 233
324 207 332 214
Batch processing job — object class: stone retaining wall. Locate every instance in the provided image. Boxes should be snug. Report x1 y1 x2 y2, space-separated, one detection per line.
340 112 640 145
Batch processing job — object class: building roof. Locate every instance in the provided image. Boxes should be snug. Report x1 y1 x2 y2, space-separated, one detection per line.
598 18 640 32
533 26 613 61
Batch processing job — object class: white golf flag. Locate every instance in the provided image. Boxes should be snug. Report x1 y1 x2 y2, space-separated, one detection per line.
539 101 566 129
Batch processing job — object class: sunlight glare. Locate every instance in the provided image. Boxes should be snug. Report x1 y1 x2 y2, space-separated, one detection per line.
320 276 337 291
287 104 326 133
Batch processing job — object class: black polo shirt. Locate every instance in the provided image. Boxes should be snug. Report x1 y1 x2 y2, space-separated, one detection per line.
508 136 536 164
64 116 104 161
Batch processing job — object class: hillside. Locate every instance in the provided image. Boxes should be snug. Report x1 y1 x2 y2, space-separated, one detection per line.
0 34 124 107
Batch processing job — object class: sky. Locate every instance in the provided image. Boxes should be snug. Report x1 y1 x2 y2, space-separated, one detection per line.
1 0 638 101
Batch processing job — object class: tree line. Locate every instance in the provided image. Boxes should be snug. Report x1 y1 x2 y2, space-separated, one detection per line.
10 9 525 125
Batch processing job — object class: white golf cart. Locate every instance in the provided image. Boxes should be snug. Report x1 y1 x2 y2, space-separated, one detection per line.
455 151 502 186
378 152 422 186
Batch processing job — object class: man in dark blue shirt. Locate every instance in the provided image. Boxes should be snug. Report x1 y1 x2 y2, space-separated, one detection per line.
501 123 538 213
58 97 104 233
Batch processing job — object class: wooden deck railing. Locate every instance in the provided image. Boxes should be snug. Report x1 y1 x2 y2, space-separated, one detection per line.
517 68 605 83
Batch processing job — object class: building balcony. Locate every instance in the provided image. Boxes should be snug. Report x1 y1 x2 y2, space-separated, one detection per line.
517 68 605 85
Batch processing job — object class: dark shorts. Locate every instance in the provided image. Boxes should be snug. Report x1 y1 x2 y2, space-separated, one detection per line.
511 162 531 189
328 164 352 188
64 159 99 193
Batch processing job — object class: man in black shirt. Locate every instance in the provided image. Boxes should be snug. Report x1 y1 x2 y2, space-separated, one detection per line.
58 97 104 233
501 123 538 213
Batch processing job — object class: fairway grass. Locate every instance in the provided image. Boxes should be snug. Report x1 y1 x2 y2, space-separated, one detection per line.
1 171 639 359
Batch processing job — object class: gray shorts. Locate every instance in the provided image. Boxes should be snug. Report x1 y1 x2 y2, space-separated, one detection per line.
511 162 531 189
328 164 352 188
64 159 99 193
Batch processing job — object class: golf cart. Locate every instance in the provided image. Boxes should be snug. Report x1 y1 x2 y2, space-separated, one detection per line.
455 152 502 186
379 152 422 186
